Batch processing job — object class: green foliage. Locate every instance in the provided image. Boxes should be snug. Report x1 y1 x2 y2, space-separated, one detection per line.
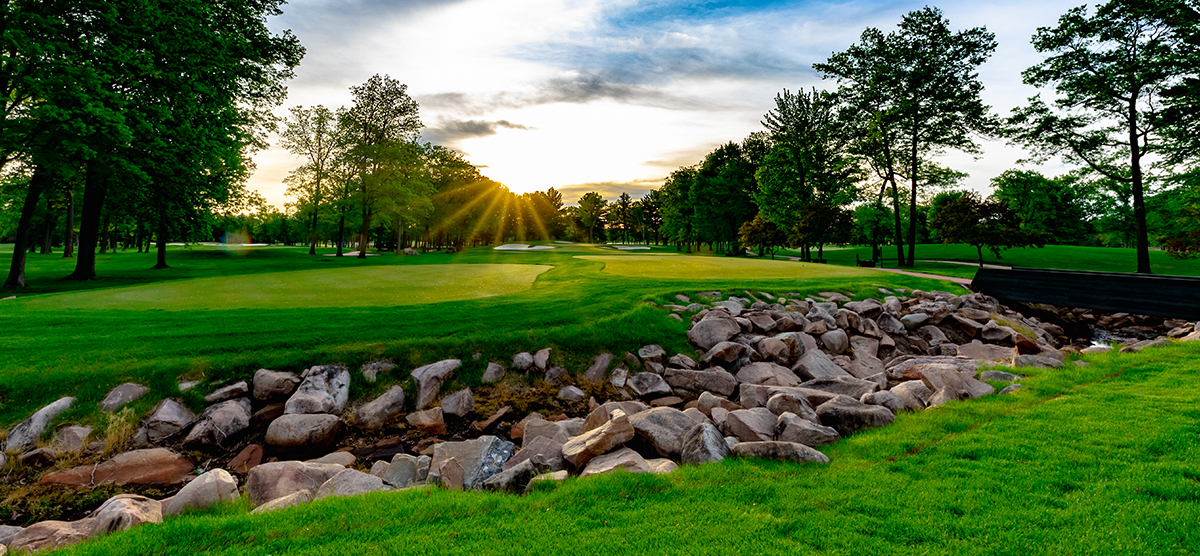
737 214 787 259
928 190 1044 265
991 170 1094 244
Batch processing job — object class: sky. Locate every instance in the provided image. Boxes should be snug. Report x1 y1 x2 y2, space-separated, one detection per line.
251 0 1081 208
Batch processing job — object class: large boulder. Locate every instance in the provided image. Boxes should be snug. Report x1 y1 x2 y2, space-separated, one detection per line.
584 353 614 382
890 381 933 411
5 396 75 453
253 369 301 401
504 435 566 472
184 398 252 448
731 441 831 464
579 447 650 477
860 390 905 413
265 413 342 450
736 362 802 387
797 376 879 399
410 359 462 410
482 457 550 493
99 383 149 412
315 468 388 500
724 408 777 442
918 366 994 400
627 372 671 398
406 408 447 435
792 351 850 381
820 329 849 354
775 413 839 446
285 365 351 415
764 392 819 424
441 388 474 417
957 340 1013 362
89 494 162 537
628 407 695 460
204 382 249 403
41 448 193 487
427 436 516 490
688 317 741 350
9 520 95 553
381 454 419 488
250 490 313 514
886 355 978 380
582 401 649 432
164 469 239 516
136 399 195 445
814 395 895 435
663 368 737 396
245 461 345 506
680 422 729 465
562 411 635 468
738 384 838 410
355 385 406 430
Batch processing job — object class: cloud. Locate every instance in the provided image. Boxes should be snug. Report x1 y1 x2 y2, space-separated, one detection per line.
421 118 532 146
558 178 665 204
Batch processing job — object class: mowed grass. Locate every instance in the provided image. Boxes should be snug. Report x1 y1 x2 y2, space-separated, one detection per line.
578 254 876 280
61 344 1200 556
15 264 550 311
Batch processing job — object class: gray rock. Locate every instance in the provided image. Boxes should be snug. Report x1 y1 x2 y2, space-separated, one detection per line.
441 388 474 417
250 490 313 514
89 493 162 537
381 454 419 488
5 396 75 453
164 469 239 516
1012 354 1064 369
609 367 629 388
876 313 906 335
51 426 92 455
253 370 301 401
204 381 249 404
285 365 351 415
563 411 635 468
668 354 697 369
756 337 789 364
638 345 667 364
900 313 929 329
731 441 830 464
315 468 388 500
687 317 741 350
663 368 738 396
584 353 613 382
184 398 252 448
860 391 905 413
701 341 746 367
360 360 397 383
918 365 994 400
680 422 729 465
736 362 802 387
792 350 851 381
533 348 552 371
100 383 149 412
775 412 840 446
427 436 516 490
628 407 695 459
9 520 96 553
980 370 1021 383
524 419 569 446
0 525 23 546
957 340 1014 362
890 381 933 411
797 375 879 399
245 461 346 506
814 395 895 435
504 435 566 472
512 352 534 371
765 392 819 424
738 384 839 410
820 329 850 354
543 365 568 384
557 386 586 402
845 299 884 319
579 447 650 477
307 451 355 466
724 408 777 443
844 356 886 380
774 332 815 360
885 355 979 379
410 359 461 411
999 384 1025 395
483 456 549 493
406 408 445 435
355 385 406 430
481 362 506 383
627 372 672 398
265 413 341 450
582 401 650 432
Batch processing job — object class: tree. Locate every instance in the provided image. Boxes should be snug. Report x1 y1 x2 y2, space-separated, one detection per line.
991 169 1094 244
609 192 633 244
792 200 854 262
816 7 998 267
281 105 339 255
639 190 662 244
1008 0 1200 273
929 190 1044 266
738 214 786 259
576 191 607 244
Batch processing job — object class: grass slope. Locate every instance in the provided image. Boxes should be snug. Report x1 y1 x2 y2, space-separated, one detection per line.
578 254 874 280
62 344 1200 555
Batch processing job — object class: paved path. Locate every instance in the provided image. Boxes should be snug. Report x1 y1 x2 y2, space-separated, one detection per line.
871 267 973 287
922 259 1012 270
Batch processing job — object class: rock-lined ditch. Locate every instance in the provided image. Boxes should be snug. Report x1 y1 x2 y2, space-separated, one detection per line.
2 286 1198 553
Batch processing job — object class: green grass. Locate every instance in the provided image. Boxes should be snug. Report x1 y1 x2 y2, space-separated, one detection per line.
59 343 1200 555
577 254 875 280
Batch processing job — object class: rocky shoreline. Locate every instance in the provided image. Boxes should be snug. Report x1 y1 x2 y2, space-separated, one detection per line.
1 286 1197 553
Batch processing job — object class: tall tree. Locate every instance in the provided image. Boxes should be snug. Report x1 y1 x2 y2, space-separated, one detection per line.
576 191 608 244
816 7 998 267
281 105 339 255
929 190 1044 266
1009 0 1200 273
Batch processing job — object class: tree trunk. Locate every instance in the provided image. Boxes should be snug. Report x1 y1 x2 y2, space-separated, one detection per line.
395 215 403 255
153 205 169 269
336 208 345 257
63 189 74 258
308 206 318 255
907 127 919 268
3 169 47 288
978 245 984 267
357 204 369 259
1129 96 1151 274
67 163 109 281
39 199 54 254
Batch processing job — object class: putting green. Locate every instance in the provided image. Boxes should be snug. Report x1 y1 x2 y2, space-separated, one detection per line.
575 255 875 279
19 264 551 311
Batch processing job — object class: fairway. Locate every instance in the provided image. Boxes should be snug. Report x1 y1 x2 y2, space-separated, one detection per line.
15 263 551 311
576 254 876 280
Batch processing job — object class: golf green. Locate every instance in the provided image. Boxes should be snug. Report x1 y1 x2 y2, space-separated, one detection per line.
576 254 875 280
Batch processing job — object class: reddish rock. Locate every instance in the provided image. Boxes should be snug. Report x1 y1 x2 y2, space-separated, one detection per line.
439 457 465 491
41 448 193 487
228 444 265 474
406 408 447 435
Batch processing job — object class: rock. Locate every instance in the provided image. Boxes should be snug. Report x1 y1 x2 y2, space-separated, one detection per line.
19 448 56 466
696 392 740 416
999 384 1025 395
701 341 746 367
99 383 149 412
1013 354 1064 369
765 392 819 424
428 436 516 490
682 407 709 425
530 470 570 485
628 407 695 459
558 386 586 402
820 329 850 354
250 490 313 514
797 376 879 399
664 368 738 396
203 381 249 404
957 340 1014 362
582 401 650 432
360 360 397 383
736 362 802 387
41 448 192 487
731 441 830 464
481 362 506 383
775 412 840 446
1080 345 1111 354
524 419 570 446
579 447 650 477
135 399 195 445
650 396 683 407
483 456 549 493
738 384 839 410
860 391 905 413
627 372 672 398
949 314 985 337
533 348 552 371
10 520 96 553
5 396 75 453
901 313 929 329
286 365 351 415
504 435 566 472
724 408 777 442
845 299 884 319
184 398 252 448
584 353 614 382
441 388 474 417
355 385 406 430
876 313 906 335
164 469 239 516
668 354 697 369
315 468 388 499
381 454 419 488
918 366 994 400
50 426 92 455
544 364 569 383
890 381 933 411
406 408 447 435
228 444 264 474
610 367 629 388
792 350 851 381
0 525 23 546
512 352 534 371
680 422 729 465
253 370 301 401
647 458 678 474
886 355 979 380
245 461 345 506
688 317 741 350
814 395 895 435
756 337 789 363
265 413 342 450
637 345 666 365
927 388 954 406
844 356 886 380
410 359 461 411
308 451 356 466
562 411 635 468
980 370 1021 382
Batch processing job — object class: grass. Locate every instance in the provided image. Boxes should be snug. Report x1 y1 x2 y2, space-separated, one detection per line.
577 254 875 280
57 343 1200 555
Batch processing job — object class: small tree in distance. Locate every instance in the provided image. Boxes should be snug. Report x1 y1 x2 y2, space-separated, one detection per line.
738 214 786 259
929 190 1044 266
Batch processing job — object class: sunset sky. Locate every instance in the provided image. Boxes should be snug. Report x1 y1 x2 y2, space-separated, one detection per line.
251 0 1078 207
